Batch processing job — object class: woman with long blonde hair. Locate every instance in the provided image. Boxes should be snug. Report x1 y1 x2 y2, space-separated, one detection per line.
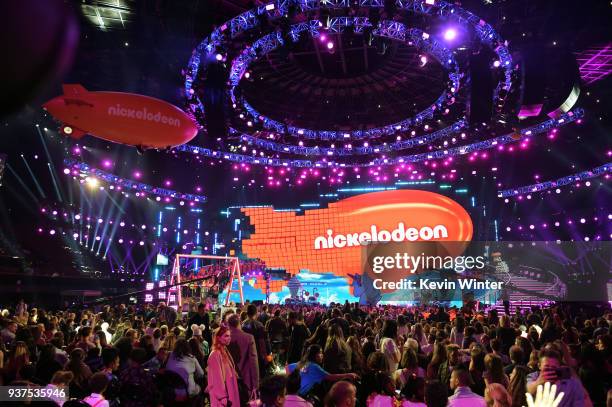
4 341 30 383
161 333 177 354
324 324 352 373
207 324 240 407
484 383 512 407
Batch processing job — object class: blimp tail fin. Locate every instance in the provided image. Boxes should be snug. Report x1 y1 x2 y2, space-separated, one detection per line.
62 84 88 96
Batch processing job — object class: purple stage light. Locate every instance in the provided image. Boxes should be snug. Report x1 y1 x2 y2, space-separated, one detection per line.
576 44 612 84
443 28 457 41
102 160 112 168
327 41 334 50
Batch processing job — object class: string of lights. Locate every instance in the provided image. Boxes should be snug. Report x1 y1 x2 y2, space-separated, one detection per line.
64 159 208 203
174 109 583 168
229 20 461 139
231 120 467 156
497 161 611 198
185 0 514 138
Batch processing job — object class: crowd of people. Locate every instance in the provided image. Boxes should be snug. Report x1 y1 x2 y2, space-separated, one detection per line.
0 298 610 407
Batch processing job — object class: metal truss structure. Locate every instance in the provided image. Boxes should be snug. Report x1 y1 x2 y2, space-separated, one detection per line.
168 254 244 309
498 161 611 198
228 18 461 140
230 119 467 156
65 159 207 203
184 0 515 156
173 109 584 168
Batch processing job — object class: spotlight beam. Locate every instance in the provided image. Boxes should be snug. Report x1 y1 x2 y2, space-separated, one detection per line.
90 193 109 251
102 188 127 215
77 183 93 207
96 197 120 256
20 155 46 198
35 126 64 201
5 164 40 204
103 196 128 259
47 163 63 202
312 36 325 74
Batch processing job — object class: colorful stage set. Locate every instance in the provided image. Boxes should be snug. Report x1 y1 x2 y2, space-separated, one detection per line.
2 0 610 309
138 187 609 311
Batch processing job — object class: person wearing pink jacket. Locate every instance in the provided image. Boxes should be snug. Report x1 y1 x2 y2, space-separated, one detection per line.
207 324 241 407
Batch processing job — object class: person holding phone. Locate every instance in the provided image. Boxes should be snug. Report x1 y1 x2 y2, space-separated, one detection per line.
526 348 590 407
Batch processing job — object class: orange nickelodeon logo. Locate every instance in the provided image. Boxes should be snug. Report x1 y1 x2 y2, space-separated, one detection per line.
241 190 473 278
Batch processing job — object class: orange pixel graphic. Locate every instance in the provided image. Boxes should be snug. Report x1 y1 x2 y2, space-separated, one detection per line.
241 190 473 278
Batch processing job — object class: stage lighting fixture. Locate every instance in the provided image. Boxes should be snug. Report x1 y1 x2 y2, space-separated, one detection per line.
327 41 334 49
443 28 457 41
63 168 70 174
493 60 501 67
215 53 223 61
85 177 99 187
420 55 428 66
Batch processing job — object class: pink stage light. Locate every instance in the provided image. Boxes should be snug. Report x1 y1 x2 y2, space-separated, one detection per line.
575 44 612 84
443 28 457 41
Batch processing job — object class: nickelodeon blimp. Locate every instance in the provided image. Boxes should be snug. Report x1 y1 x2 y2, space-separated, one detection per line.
43 84 198 151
